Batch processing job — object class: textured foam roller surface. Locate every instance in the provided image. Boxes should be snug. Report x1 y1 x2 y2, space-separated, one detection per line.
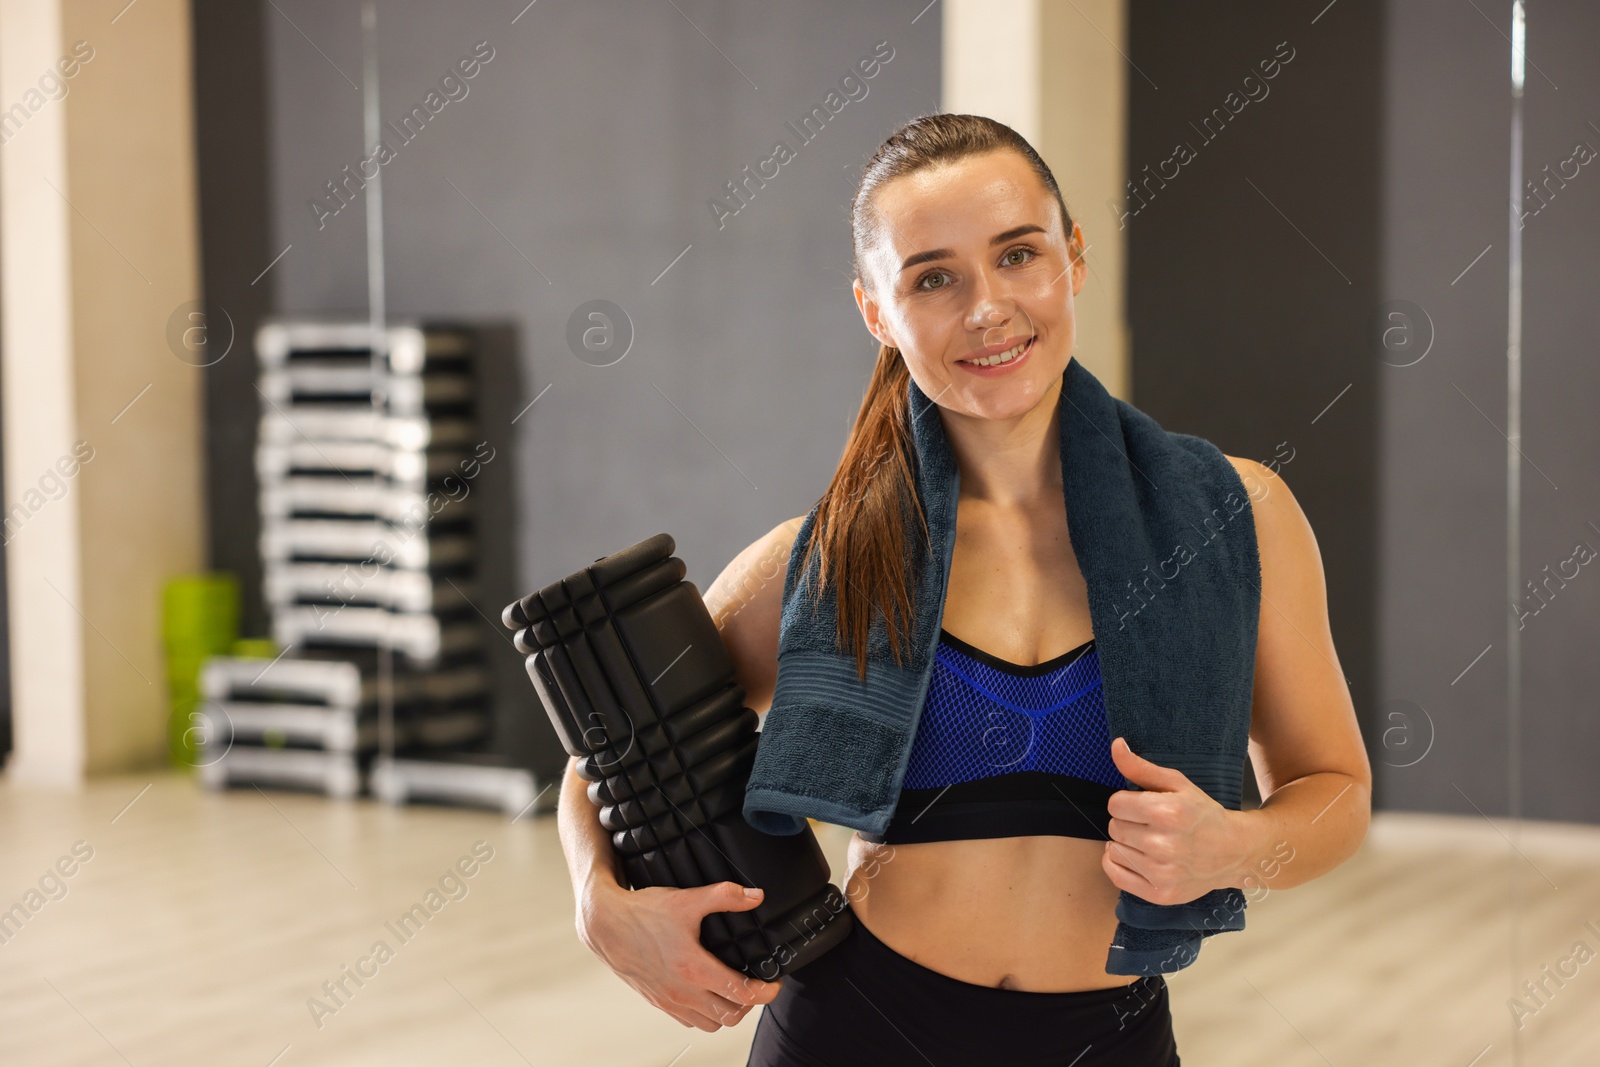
501 533 853 979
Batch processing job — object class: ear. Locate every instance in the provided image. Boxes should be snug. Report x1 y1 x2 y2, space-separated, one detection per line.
852 276 897 350
1066 221 1090 297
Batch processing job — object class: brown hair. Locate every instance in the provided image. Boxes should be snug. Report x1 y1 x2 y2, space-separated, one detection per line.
798 113 1077 680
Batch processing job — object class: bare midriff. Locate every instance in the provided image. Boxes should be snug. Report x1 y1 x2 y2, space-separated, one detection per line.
843 831 1140 992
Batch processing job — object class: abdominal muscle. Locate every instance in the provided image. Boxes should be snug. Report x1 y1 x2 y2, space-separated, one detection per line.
842 832 1139 993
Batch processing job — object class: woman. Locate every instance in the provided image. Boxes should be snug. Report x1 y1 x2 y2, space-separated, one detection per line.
556 114 1371 1066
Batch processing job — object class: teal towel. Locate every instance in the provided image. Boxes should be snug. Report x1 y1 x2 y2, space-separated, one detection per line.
742 355 1261 976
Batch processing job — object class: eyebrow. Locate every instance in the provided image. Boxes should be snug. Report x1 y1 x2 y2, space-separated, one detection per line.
898 224 1048 274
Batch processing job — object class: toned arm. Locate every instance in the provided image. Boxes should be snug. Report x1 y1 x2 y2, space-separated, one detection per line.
1226 455 1373 890
702 516 806 716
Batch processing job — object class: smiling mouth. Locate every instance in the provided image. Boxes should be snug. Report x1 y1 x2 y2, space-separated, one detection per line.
959 335 1035 367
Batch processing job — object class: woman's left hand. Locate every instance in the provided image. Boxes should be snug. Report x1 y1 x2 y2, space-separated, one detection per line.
1100 737 1257 905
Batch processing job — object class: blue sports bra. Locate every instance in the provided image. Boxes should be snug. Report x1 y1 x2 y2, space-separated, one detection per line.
857 627 1129 845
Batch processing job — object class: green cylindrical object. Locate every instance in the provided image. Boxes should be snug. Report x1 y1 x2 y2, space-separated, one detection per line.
161 573 239 768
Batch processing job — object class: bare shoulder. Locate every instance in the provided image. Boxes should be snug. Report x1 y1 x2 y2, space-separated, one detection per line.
1222 453 1270 505
1220 453 1316 578
704 516 807 715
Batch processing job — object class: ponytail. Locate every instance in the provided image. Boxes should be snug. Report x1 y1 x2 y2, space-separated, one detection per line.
795 342 928 679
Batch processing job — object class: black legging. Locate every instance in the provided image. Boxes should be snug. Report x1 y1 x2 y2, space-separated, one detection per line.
746 916 1180 1066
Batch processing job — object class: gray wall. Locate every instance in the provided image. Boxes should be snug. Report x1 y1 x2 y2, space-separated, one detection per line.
1377 0 1600 823
260 1 941 775
1126 4 1385 808
1127 0 1599 824
193 0 275 644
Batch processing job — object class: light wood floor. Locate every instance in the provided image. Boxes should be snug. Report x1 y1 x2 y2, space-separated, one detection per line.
2 771 1597 1066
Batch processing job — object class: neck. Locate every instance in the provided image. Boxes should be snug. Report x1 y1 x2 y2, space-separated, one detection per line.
939 372 1064 508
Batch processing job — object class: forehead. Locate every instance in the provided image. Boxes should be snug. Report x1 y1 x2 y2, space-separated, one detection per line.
869 149 1056 252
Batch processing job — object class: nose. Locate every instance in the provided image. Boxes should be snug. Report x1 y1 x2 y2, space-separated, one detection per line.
965 257 1024 328
968 299 1016 350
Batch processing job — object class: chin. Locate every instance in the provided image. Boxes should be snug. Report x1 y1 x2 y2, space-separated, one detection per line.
963 379 1056 422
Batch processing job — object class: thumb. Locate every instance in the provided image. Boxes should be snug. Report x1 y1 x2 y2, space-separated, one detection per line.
1110 736 1184 790
695 881 765 916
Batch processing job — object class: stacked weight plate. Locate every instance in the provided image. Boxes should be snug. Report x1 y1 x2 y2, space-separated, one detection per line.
195 647 492 797
502 533 853 979
255 321 484 661
197 320 494 797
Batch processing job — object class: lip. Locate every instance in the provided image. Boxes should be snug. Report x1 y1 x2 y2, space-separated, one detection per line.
956 335 1034 376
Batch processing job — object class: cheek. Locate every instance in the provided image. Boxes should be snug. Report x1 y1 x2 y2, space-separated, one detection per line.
1022 299 1073 360
895 301 962 354
900 359 949 403
1022 287 1069 331
882 311 935 363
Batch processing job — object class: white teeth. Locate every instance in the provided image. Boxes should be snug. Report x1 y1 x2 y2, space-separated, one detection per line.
964 338 1030 367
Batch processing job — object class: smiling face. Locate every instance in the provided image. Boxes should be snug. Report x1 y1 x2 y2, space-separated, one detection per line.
852 148 1087 424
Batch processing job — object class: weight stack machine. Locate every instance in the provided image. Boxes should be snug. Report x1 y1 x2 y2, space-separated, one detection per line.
197 318 536 807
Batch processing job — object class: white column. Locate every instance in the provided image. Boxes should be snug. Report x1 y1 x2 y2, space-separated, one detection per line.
942 0 1130 398
943 0 1043 146
2 0 85 786
1 0 206 784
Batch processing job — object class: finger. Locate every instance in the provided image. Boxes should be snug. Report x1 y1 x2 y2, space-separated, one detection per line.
698 983 773 1029
676 1007 724 1032
704 963 782 1006
1106 817 1157 853
699 999 751 1028
732 980 782 1006
1101 848 1133 894
1105 836 1150 877
1103 842 1159 895
697 988 754 1020
1106 789 1159 824
693 964 780 1016
1105 838 1154 881
716 998 765 1025
652 992 723 1032
662 979 742 1030
646 964 759 1029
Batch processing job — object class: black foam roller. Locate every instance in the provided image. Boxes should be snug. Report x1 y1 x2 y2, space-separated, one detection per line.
502 533 854 980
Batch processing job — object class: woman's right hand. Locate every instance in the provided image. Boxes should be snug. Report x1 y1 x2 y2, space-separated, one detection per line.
576 879 785 1032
